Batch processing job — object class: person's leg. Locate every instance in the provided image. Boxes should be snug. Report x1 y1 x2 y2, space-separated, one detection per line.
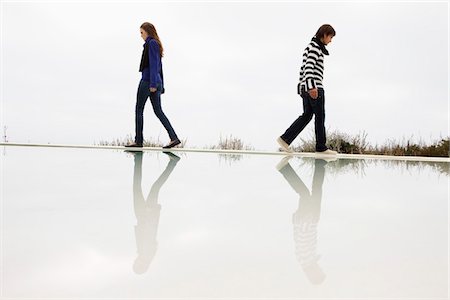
132 152 145 220
149 87 178 141
278 162 311 199
135 81 150 145
147 152 180 205
132 149 161 274
310 159 326 218
281 92 314 145
311 89 327 152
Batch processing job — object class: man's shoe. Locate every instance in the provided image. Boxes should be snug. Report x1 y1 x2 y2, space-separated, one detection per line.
315 149 337 155
277 137 293 153
125 143 143 148
163 139 181 149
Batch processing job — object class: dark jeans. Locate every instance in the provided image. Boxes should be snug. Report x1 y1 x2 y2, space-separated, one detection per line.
135 80 178 144
281 88 327 152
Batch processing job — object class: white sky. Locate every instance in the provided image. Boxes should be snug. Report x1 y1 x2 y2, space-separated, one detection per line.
1 1 449 150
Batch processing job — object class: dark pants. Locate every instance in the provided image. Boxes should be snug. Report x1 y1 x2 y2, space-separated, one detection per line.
135 80 178 144
281 88 327 152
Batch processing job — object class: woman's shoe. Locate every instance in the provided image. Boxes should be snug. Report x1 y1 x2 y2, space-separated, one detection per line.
163 139 181 149
125 143 143 148
163 152 181 162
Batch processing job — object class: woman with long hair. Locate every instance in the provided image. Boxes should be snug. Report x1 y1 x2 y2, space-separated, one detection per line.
126 22 181 149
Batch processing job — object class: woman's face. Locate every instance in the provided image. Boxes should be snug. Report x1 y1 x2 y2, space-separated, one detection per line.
140 28 149 41
321 34 333 45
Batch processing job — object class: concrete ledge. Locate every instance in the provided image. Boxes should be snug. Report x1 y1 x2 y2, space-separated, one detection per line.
1 142 449 162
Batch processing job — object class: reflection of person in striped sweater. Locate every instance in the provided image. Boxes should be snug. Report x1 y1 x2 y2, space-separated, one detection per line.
276 157 330 284
277 24 337 155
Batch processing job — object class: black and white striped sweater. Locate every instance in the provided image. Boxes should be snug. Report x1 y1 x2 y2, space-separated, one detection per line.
298 37 329 93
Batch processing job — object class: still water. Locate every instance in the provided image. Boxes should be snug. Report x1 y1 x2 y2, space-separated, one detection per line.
1 146 448 298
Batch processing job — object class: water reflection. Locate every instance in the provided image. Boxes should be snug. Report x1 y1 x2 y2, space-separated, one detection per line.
277 156 335 285
129 151 180 274
218 153 244 164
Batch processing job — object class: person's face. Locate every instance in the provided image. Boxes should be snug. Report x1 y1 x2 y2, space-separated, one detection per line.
321 34 333 45
140 28 149 41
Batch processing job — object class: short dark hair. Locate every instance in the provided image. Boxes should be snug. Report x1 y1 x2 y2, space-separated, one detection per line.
315 24 336 39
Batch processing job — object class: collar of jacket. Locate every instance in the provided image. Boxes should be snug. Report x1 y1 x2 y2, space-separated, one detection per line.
312 36 329 56
139 37 153 72
144 36 153 44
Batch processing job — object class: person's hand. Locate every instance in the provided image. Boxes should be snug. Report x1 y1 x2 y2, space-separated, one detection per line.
149 87 157 92
309 88 318 99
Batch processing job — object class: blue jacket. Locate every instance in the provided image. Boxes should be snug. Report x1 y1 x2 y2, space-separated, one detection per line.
141 37 164 90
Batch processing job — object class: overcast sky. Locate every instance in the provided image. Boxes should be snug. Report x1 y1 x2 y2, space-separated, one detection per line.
1 1 448 150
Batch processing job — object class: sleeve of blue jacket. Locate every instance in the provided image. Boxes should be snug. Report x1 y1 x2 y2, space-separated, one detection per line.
149 40 160 88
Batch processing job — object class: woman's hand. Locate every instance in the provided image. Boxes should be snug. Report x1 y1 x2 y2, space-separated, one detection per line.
308 88 318 99
149 87 157 92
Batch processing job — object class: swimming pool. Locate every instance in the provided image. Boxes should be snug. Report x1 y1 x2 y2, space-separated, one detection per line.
1 145 448 298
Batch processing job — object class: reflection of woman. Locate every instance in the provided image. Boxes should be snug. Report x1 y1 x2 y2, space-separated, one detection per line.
126 22 181 149
276 157 328 285
131 151 180 274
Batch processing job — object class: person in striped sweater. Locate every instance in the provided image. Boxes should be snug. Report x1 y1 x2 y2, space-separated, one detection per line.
277 24 337 155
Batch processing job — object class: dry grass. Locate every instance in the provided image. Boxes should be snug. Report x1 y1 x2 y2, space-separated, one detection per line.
367 138 449 157
96 134 186 148
98 131 448 158
292 129 449 157
209 134 254 151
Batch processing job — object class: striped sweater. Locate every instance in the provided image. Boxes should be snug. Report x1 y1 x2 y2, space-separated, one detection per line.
298 37 329 92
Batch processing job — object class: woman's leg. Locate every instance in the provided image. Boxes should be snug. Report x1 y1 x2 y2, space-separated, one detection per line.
149 88 178 141
135 81 150 145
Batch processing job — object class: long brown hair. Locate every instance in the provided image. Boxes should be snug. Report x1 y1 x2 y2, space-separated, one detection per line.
315 24 336 39
140 22 164 57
